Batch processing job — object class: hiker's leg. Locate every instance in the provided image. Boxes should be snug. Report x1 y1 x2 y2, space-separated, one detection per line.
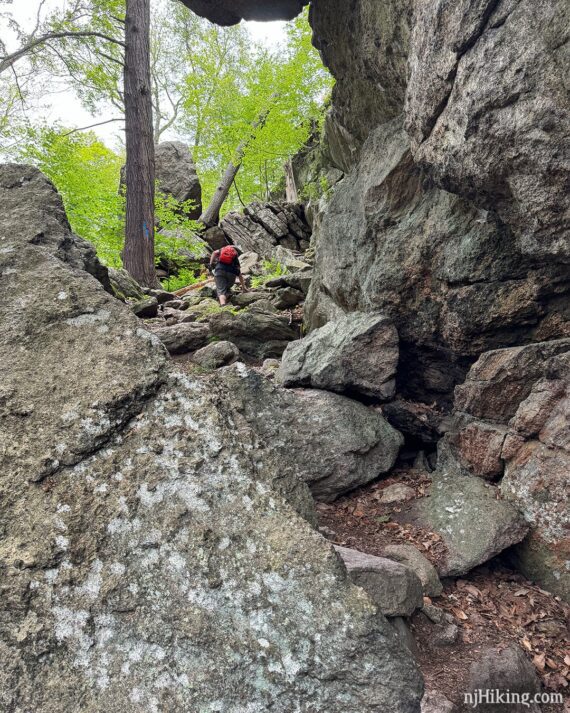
215 272 230 305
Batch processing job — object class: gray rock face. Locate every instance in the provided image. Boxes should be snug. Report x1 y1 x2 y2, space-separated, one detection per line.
405 470 528 577
148 322 210 354
191 340 240 369
280 312 398 400
155 141 202 219
213 364 403 501
305 119 570 406
405 0 570 260
0 165 167 485
220 201 311 260
0 165 423 712
310 0 411 167
334 546 424 617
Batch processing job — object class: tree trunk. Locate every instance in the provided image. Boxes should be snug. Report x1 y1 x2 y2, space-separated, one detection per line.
284 158 298 203
199 103 274 228
199 161 240 228
122 0 159 288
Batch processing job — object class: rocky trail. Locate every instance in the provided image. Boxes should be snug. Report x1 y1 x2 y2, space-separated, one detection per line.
2 0 569 710
120 218 569 712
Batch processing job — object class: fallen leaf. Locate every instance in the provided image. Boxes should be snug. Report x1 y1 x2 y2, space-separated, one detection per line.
533 652 546 671
522 637 533 652
513 588 530 597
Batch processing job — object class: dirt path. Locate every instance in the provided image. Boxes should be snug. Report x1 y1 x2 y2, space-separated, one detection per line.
316 470 570 712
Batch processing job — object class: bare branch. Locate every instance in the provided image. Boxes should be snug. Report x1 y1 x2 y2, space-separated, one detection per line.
60 117 124 136
0 30 125 75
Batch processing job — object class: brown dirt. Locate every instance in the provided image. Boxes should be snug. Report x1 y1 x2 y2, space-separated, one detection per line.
317 471 570 711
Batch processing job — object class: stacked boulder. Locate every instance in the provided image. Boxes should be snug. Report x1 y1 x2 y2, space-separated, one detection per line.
218 201 311 260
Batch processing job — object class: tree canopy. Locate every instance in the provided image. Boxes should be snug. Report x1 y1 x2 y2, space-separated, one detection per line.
0 0 333 271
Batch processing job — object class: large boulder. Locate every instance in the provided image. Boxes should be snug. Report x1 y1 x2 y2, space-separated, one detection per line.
304 119 570 407
279 312 398 400
208 309 298 359
0 165 166 484
212 364 404 501
442 340 570 600
0 164 424 712
155 141 202 218
149 322 210 355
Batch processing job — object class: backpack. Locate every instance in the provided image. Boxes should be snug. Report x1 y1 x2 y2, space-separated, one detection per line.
218 246 238 265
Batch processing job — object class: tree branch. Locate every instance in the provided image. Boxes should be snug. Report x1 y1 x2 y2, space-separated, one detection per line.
0 30 125 74
60 118 124 136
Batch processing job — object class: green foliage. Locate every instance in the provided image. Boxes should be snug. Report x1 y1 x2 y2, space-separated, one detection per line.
19 127 125 266
160 268 202 293
250 259 290 289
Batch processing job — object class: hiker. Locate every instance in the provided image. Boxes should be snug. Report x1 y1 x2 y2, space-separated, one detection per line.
210 245 248 306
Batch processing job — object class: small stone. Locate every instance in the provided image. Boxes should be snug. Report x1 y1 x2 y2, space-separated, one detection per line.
383 544 443 597
379 483 416 504
421 690 456 713
334 546 423 617
272 286 305 310
465 644 542 712
131 296 158 319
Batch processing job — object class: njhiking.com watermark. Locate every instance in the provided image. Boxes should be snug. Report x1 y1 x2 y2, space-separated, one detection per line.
464 689 564 708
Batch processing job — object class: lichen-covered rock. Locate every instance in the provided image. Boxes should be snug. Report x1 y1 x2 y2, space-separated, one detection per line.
405 470 528 577
108 267 145 302
405 0 570 260
305 119 570 406
334 546 424 617
0 165 424 712
280 312 398 400
0 165 168 484
213 364 403 501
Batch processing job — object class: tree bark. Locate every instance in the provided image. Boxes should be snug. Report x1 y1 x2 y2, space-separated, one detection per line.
284 158 298 203
122 0 159 287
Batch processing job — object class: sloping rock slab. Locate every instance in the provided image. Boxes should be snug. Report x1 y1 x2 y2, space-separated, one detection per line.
280 312 398 400
0 164 423 712
213 364 403 501
402 471 528 577
0 165 168 484
334 546 423 617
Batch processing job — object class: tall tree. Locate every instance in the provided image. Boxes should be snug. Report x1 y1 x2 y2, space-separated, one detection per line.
122 0 158 287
